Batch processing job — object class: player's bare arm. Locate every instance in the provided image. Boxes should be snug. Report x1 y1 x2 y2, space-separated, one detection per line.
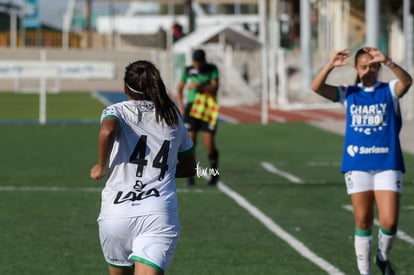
90 117 119 181
176 80 186 115
392 63 413 97
199 78 219 96
311 49 351 101
187 81 201 90
363 47 412 97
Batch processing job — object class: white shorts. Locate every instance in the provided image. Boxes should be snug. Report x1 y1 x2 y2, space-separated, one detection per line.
344 170 403 194
98 214 180 272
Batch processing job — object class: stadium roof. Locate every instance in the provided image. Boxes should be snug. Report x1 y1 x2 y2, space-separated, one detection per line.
173 24 261 54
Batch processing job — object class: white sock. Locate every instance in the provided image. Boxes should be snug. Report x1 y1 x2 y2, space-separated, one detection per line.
377 227 396 262
355 233 372 275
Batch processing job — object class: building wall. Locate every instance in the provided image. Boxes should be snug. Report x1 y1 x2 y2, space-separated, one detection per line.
0 48 172 92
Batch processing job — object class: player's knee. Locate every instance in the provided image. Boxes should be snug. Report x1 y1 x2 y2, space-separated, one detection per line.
354 218 373 230
380 220 398 232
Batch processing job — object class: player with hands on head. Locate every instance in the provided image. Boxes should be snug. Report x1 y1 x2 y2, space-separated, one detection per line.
311 47 412 275
91 60 196 275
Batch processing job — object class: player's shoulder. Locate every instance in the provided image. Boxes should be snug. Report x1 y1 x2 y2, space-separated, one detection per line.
184 66 199 77
343 84 362 95
185 65 194 73
372 81 388 89
102 101 127 118
105 100 128 110
206 63 218 71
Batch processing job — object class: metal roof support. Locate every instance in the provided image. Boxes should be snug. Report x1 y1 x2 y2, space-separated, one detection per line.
300 0 312 95
365 0 379 48
62 0 76 50
185 0 195 32
259 0 268 124
86 0 92 48
403 0 413 120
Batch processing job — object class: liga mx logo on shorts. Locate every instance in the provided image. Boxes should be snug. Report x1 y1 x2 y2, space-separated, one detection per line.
347 144 389 157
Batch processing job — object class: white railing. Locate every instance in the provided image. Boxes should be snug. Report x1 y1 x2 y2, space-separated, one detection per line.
0 50 115 124
204 45 260 106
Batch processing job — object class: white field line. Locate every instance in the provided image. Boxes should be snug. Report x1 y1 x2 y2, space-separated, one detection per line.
261 162 304 184
0 186 102 192
218 113 239 124
218 181 344 275
92 92 112 106
4 179 344 273
342 205 414 246
0 186 208 194
198 171 343 274
233 106 287 122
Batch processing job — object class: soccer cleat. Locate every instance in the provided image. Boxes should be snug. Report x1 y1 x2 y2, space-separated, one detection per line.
187 177 195 186
375 254 396 275
208 175 219 186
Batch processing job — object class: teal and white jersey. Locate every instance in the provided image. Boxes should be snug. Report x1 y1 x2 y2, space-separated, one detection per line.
98 100 193 219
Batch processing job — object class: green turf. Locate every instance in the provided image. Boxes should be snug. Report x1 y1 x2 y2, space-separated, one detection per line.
1 93 414 275
0 92 104 121
213 123 414 274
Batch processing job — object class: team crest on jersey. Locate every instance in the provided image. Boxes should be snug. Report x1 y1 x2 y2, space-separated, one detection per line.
345 171 353 190
102 106 116 117
122 104 156 124
134 180 146 192
188 68 199 76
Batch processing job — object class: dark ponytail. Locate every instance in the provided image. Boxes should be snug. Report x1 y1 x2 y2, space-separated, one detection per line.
124 60 179 127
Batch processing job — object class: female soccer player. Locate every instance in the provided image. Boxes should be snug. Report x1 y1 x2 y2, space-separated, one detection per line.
90 60 196 275
311 47 412 275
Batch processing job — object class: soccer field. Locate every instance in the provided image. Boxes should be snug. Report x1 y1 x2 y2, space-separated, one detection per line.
0 93 413 274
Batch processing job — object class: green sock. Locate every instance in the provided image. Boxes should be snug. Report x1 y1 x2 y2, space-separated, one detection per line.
355 228 372 237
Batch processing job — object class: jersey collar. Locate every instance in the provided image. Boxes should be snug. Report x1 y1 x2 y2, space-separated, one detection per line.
357 81 381 92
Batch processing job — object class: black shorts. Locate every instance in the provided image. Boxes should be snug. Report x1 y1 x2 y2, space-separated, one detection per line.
183 103 217 134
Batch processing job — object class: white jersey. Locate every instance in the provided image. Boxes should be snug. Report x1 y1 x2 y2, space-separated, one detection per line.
98 100 193 219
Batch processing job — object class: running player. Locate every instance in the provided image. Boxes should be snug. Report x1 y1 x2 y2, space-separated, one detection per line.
176 49 220 186
90 60 196 275
311 47 412 275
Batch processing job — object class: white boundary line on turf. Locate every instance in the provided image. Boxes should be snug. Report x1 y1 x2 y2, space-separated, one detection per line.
261 162 304 184
342 205 414 246
92 92 112 106
217 181 344 275
0 186 102 192
0 186 209 194
218 113 239 124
